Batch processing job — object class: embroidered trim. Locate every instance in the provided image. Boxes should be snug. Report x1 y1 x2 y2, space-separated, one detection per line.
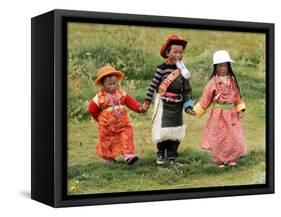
158 69 181 96
183 99 194 110
194 103 206 118
236 102 246 112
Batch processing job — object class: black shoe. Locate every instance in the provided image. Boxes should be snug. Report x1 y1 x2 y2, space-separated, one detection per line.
169 158 183 166
156 153 165 165
126 156 139 165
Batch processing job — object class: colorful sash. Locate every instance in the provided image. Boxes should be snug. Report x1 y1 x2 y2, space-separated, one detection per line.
213 102 235 109
158 69 181 96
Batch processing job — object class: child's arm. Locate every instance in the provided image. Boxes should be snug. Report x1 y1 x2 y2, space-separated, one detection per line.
234 85 246 119
236 98 245 119
193 79 215 118
88 95 100 121
124 94 143 113
234 90 246 113
182 79 194 113
143 67 165 111
142 100 150 112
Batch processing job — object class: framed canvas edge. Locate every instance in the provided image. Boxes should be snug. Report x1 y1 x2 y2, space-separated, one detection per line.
50 9 274 207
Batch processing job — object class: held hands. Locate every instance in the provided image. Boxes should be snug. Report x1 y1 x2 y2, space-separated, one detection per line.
141 101 150 113
186 108 196 116
136 102 149 113
139 106 146 113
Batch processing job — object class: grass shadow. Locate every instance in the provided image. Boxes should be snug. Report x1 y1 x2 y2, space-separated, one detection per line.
67 149 265 194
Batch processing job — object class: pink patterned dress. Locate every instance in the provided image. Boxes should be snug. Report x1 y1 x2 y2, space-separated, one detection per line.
194 75 247 164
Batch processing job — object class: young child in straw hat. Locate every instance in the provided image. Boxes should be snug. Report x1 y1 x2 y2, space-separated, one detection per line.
193 50 247 167
88 65 143 165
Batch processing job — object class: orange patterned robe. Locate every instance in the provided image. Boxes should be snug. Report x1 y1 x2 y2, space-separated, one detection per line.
88 88 141 160
194 75 247 164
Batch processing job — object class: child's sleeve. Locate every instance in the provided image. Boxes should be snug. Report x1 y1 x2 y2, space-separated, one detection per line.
182 79 194 112
124 94 142 113
88 95 100 121
193 79 215 118
234 88 246 112
144 67 164 105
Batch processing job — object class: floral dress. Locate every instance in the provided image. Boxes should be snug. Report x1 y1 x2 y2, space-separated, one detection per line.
194 75 247 164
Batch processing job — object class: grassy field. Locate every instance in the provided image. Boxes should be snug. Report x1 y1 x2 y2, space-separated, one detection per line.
67 23 266 195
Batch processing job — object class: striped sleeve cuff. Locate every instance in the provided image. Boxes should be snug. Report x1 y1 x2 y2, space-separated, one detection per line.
193 103 206 118
183 99 194 111
145 96 152 102
236 102 246 112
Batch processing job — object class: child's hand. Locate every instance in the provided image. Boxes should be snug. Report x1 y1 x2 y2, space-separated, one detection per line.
186 108 196 116
238 111 245 119
138 107 145 113
190 110 196 116
142 102 150 113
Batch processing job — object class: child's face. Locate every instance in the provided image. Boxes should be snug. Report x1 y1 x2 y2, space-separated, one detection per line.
216 63 229 76
166 45 184 64
102 75 119 94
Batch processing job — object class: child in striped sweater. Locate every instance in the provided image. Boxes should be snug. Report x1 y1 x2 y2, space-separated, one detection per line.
142 35 194 165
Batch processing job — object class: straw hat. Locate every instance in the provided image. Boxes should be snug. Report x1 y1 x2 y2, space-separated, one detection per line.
160 34 188 58
95 65 124 86
213 50 235 65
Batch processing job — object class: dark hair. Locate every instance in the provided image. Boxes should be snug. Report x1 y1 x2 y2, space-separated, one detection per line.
166 42 184 54
210 62 242 97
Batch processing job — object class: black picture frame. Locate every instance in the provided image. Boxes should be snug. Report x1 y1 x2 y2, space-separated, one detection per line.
31 9 274 207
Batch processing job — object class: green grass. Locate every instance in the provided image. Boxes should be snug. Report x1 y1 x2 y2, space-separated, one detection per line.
66 22 266 195
67 100 265 195
68 151 265 194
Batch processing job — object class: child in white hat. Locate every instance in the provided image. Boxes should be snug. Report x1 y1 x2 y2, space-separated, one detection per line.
193 50 248 167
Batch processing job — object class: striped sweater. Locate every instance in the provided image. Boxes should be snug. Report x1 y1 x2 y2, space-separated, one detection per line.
145 63 178 103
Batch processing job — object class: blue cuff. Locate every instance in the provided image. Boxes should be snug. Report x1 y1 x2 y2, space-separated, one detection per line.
183 99 194 111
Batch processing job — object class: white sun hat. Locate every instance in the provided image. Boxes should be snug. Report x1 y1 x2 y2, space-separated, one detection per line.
213 50 235 65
